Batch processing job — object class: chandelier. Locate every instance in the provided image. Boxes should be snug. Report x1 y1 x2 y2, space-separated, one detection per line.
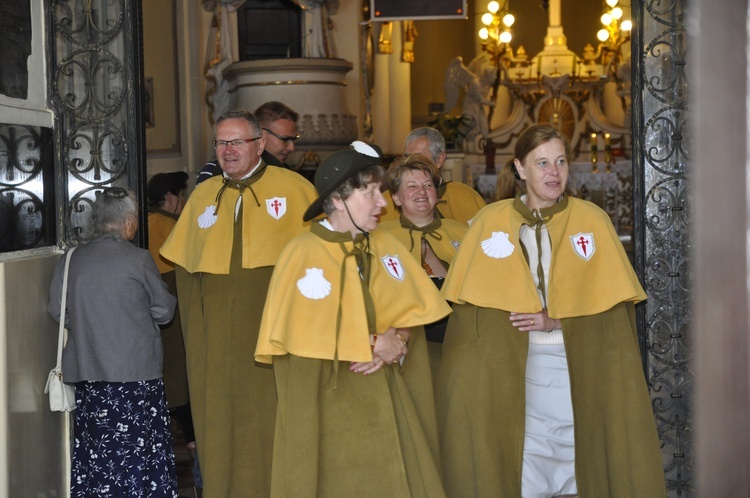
454 0 634 153
478 1 515 55
598 0 632 49
476 0 632 83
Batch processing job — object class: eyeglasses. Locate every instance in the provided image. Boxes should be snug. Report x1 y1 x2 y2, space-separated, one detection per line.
212 137 262 149
262 128 300 144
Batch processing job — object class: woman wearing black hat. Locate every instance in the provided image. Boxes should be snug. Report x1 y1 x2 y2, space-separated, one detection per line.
256 141 451 497
146 172 202 489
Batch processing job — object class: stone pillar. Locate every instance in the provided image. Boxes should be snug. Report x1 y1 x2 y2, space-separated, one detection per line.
372 21 412 155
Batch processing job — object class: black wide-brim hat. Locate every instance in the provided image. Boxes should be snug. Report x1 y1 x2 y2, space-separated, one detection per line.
147 171 189 204
303 141 383 221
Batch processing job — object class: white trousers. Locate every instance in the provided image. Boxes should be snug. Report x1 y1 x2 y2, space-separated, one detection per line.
521 342 577 498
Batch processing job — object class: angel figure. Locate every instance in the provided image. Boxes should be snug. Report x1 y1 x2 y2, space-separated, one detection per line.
445 55 496 140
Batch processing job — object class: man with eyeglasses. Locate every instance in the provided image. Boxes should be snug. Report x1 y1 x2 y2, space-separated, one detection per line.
160 109 316 497
196 101 302 185
379 127 486 225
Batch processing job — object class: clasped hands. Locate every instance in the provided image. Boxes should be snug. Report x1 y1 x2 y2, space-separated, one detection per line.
350 327 410 376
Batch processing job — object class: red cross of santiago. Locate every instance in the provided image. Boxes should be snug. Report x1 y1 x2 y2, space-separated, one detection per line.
576 236 589 256
271 199 282 216
387 258 400 277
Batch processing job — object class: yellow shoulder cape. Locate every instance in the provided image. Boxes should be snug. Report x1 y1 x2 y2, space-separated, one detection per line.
255 226 453 363
160 166 317 274
438 181 486 225
147 209 177 274
442 197 646 318
379 217 467 266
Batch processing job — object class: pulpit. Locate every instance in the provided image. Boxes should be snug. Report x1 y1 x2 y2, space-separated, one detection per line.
224 58 358 148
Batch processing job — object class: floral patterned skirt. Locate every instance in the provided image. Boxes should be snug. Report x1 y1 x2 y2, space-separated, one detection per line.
72 379 178 498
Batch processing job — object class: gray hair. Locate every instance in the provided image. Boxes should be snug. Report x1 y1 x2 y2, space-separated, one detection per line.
93 187 138 239
321 165 386 216
215 109 262 137
404 127 446 163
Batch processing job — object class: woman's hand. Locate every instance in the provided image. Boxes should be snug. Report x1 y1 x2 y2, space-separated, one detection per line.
509 310 561 332
374 327 409 364
350 327 410 375
349 358 385 376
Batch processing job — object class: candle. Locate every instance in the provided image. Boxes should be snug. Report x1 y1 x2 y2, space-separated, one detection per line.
604 133 612 166
590 132 598 163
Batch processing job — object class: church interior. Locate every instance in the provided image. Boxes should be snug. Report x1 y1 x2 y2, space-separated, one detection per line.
0 0 747 496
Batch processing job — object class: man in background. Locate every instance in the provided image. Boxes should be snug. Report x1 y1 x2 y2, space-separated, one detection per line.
196 101 301 185
160 110 317 496
380 127 486 225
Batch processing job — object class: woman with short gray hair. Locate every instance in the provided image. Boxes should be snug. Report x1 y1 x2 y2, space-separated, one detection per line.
48 186 178 497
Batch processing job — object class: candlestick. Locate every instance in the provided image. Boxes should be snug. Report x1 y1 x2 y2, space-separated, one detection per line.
590 132 599 172
604 132 612 168
604 133 612 165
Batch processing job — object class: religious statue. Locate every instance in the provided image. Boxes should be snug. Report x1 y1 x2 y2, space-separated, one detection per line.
293 0 339 58
444 55 496 141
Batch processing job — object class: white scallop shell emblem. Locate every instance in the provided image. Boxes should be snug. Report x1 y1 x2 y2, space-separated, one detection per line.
296 268 331 300
351 140 379 157
481 231 515 259
197 205 218 229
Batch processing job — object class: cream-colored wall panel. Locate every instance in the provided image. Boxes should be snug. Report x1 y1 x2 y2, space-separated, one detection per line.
143 0 181 155
2 255 69 497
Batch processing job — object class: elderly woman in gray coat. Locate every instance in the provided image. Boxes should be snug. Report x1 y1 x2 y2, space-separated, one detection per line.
48 187 178 498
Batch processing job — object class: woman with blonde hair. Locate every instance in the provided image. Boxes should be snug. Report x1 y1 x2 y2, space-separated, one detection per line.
380 153 466 376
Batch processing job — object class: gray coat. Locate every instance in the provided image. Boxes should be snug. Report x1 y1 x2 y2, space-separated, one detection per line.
48 237 176 383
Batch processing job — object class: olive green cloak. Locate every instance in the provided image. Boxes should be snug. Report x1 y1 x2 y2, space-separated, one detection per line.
168 165 317 496
257 224 450 497
436 197 666 497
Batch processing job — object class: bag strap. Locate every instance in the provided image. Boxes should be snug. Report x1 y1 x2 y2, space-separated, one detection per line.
56 247 76 370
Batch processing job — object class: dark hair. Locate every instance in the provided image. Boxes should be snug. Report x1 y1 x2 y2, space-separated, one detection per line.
321 165 386 215
385 154 442 209
495 160 524 201
254 101 299 127
93 187 137 239
404 127 445 163
154 184 187 208
515 124 573 165
214 109 262 136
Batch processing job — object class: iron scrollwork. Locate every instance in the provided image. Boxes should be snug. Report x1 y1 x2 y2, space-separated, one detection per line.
51 0 142 245
635 0 694 494
0 124 53 252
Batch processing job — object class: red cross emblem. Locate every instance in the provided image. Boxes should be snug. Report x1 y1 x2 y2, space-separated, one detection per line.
265 197 286 220
570 232 595 260
381 254 405 281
